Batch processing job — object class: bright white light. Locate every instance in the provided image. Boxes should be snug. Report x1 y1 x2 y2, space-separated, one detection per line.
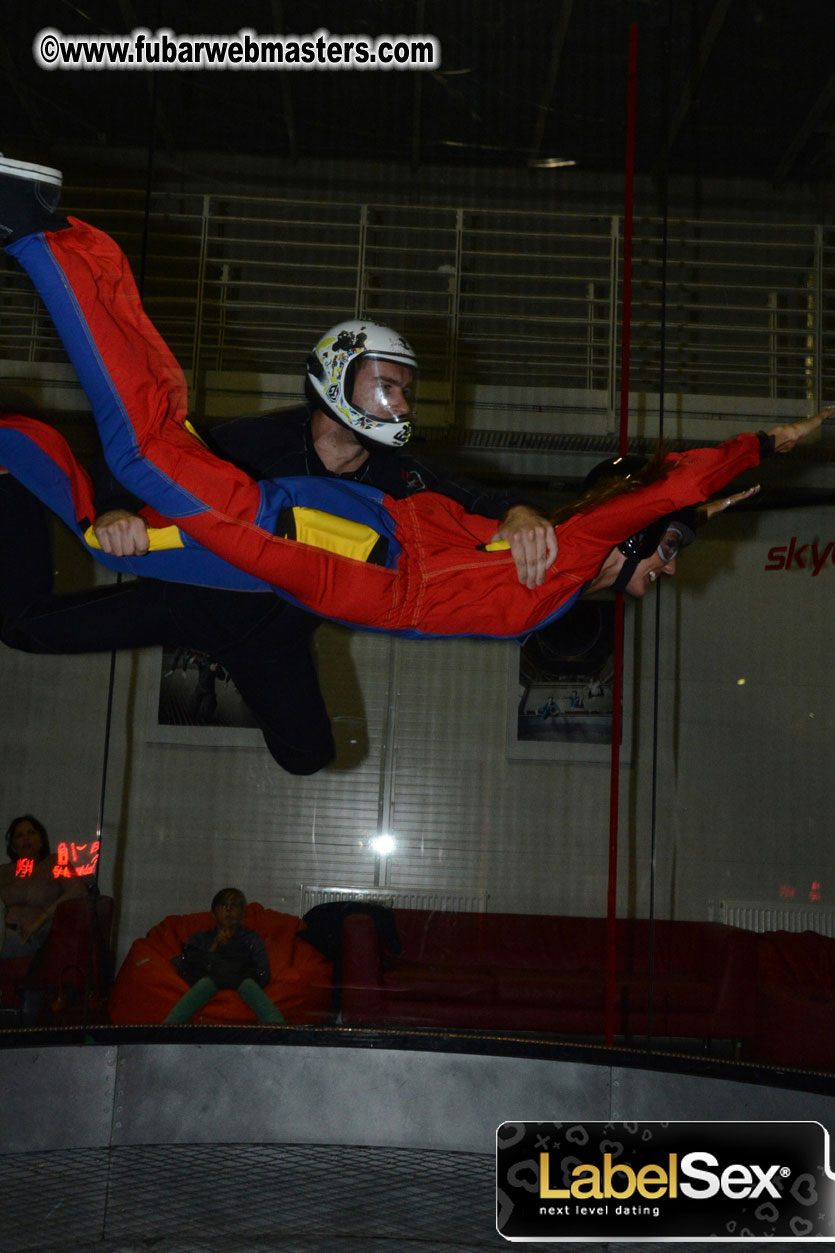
528 156 577 169
370 834 396 857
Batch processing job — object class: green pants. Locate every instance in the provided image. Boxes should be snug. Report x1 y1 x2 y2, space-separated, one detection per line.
165 976 286 1025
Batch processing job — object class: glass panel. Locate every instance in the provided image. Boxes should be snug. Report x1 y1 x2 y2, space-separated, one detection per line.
1 185 833 1085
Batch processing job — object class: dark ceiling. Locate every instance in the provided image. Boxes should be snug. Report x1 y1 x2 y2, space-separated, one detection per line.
3 0 835 188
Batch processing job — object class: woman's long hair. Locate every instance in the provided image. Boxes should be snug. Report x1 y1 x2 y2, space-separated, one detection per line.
550 444 673 528
5 813 50 861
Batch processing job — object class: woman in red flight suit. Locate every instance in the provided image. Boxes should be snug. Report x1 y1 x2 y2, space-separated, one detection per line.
1 173 830 638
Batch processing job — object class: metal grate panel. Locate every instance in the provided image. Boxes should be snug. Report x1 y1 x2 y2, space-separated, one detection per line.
0 1141 801 1251
4 188 835 411
719 899 835 936
299 883 488 915
1 1143 498 1252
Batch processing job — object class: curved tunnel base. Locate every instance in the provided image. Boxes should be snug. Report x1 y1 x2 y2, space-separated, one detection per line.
2 1026 834 1250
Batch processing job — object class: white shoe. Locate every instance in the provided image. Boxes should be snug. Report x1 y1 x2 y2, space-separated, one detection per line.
0 155 62 188
0 155 64 242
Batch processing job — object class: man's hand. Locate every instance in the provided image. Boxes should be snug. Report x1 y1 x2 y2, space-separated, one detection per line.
491 505 558 589
768 404 835 453
94 509 150 557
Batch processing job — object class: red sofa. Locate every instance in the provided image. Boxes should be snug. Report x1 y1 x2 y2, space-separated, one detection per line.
745 929 835 1072
108 903 333 1025
340 909 760 1044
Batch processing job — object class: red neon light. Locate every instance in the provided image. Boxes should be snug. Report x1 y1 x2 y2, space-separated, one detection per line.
55 840 99 877
810 880 822 902
15 858 35 878
779 884 796 899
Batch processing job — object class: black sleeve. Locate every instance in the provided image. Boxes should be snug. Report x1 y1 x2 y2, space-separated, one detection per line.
244 930 272 987
756 430 776 459
393 451 542 521
204 411 310 480
204 416 276 477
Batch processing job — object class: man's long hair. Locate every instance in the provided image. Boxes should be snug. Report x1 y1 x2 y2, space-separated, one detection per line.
550 444 672 527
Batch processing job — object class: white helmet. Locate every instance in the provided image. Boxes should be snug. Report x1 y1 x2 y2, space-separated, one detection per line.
306 319 418 447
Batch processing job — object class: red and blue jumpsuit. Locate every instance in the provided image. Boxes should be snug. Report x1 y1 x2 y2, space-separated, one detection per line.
0 219 764 639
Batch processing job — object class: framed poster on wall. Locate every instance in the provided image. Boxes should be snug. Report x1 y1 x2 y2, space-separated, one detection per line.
144 623 371 760
506 599 633 764
147 644 264 748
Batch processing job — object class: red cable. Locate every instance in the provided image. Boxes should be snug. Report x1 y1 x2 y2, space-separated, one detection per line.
605 21 638 1048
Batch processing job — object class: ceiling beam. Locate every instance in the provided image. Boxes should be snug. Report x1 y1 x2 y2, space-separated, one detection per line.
529 0 575 160
653 0 732 175
773 68 835 185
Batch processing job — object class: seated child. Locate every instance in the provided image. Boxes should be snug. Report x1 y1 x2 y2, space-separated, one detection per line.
166 887 285 1025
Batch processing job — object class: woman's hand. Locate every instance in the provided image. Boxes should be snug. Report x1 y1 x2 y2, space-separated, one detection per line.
767 405 835 453
697 484 760 523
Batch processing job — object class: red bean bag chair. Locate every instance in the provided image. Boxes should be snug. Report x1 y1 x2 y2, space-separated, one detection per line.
108 903 333 1025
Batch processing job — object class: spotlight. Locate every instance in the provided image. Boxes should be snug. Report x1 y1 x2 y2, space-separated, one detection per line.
528 156 577 169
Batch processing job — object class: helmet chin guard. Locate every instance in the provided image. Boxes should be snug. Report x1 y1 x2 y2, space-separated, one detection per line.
306 319 418 448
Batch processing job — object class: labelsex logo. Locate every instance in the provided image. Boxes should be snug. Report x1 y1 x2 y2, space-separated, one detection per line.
539 1150 784 1201
765 539 835 574
496 1120 835 1242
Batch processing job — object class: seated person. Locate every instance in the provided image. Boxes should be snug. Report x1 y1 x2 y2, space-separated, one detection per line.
0 813 84 958
166 887 285 1025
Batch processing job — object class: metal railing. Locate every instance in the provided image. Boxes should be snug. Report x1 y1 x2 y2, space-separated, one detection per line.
2 189 833 422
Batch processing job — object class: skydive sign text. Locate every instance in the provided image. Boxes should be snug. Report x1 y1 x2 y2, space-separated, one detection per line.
765 539 835 573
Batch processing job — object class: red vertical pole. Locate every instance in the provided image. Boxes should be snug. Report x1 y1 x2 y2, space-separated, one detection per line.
605 22 638 1048
619 24 638 455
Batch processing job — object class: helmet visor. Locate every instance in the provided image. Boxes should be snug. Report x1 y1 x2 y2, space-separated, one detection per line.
619 510 697 564
656 523 684 564
345 356 417 424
